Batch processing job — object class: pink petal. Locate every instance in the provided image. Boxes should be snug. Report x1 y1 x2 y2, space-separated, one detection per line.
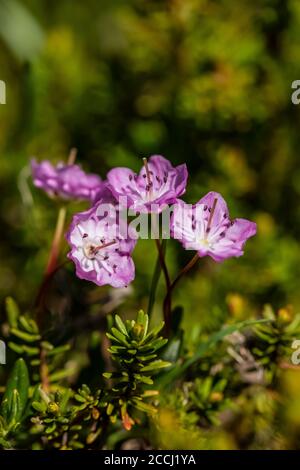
198 191 229 227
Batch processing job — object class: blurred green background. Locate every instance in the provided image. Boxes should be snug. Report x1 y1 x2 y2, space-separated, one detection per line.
1 0 300 449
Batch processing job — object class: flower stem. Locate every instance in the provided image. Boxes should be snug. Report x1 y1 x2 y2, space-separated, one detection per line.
163 253 199 333
150 212 172 324
43 148 77 275
68 147 78 165
35 207 67 328
149 213 171 321
155 238 171 291
155 237 172 322
169 253 199 293
35 148 77 328
45 206 67 276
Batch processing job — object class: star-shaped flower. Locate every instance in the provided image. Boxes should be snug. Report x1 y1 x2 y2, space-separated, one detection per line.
66 188 136 287
107 155 188 213
171 191 256 262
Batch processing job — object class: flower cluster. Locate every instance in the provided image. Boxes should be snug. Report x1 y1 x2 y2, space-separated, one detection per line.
32 155 256 288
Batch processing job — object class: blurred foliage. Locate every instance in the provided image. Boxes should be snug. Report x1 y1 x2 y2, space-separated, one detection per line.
1 0 300 449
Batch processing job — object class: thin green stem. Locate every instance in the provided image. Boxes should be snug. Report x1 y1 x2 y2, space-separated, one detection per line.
151 213 171 324
147 239 167 318
163 253 199 333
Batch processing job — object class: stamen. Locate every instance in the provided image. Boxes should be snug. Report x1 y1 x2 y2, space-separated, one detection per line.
143 158 152 193
94 240 116 253
206 198 218 234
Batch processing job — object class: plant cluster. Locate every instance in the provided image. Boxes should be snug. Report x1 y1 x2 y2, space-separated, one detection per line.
1 308 170 449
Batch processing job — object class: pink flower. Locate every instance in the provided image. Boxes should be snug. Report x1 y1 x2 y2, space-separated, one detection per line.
107 155 188 213
171 191 257 262
31 159 103 202
66 187 136 287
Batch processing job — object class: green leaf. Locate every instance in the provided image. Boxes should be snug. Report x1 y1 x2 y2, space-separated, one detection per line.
46 344 71 356
131 399 157 414
140 360 171 372
133 374 153 385
160 334 182 363
32 401 47 413
22 345 40 356
19 315 37 334
74 394 86 403
5 297 20 328
115 315 128 336
48 368 75 382
110 328 130 346
141 312 149 340
23 384 41 420
45 423 56 434
1 358 30 423
136 353 157 362
107 403 114 415
106 332 123 344
108 345 126 353
139 337 167 352
143 321 165 344
137 309 145 325
8 342 24 354
8 389 21 426
136 310 149 340
127 349 137 355
10 328 41 343
103 372 112 379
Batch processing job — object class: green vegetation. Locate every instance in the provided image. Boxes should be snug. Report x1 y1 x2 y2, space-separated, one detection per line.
1 0 300 450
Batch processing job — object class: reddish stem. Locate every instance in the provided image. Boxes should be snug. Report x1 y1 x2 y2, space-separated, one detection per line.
45 206 67 276
35 148 77 326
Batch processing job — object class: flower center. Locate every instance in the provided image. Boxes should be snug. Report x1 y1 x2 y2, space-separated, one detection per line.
83 239 116 259
198 238 213 249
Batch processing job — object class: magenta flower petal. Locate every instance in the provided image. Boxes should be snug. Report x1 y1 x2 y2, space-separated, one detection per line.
31 159 60 192
107 155 188 213
171 192 256 263
198 191 229 226
105 167 138 208
92 181 118 205
66 199 136 288
31 159 103 202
